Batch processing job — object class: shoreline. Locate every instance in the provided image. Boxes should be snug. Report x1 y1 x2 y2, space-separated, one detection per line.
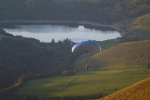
0 20 124 34
0 20 126 42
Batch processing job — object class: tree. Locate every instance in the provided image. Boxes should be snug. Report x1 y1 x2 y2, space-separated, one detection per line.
51 38 55 45
148 62 150 68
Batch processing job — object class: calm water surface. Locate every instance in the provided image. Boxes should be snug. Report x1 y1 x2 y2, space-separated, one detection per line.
3 24 121 42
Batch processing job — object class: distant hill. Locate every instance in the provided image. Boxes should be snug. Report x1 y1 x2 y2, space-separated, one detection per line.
131 14 150 30
131 13 150 40
91 40 150 70
99 77 150 100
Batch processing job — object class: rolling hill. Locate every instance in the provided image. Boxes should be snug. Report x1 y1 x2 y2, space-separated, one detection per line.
131 14 150 30
90 40 150 99
99 77 150 100
131 13 150 40
91 40 150 70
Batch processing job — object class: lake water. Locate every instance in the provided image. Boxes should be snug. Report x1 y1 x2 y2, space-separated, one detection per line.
3 24 121 42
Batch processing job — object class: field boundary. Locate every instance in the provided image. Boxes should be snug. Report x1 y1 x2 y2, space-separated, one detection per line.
53 75 80 96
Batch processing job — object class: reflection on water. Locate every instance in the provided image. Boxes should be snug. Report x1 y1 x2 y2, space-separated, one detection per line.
3 24 121 42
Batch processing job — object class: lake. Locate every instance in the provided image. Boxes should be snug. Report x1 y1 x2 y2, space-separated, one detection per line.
3 24 121 42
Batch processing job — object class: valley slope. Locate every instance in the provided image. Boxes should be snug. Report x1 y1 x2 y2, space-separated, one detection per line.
91 40 150 70
99 77 150 100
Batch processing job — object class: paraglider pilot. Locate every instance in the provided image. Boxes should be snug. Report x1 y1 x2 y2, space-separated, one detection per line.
85 65 89 70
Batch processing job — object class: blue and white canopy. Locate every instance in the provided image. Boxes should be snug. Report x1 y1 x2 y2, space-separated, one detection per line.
72 41 101 52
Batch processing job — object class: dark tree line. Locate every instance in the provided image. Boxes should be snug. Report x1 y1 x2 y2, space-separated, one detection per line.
87 0 150 17
0 92 102 100
0 0 149 23
0 29 84 90
0 0 124 23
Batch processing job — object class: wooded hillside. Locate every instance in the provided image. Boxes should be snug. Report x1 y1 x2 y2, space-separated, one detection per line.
0 29 81 89
0 0 149 23
0 0 150 23
87 0 150 17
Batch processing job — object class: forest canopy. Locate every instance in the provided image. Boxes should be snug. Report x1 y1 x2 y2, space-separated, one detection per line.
0 0 149 23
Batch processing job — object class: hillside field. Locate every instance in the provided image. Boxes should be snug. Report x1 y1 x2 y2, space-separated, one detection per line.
91 40 150 70
14 68 150 97
99 77 150 100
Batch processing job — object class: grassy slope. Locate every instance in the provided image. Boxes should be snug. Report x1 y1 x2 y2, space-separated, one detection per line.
91 40 150 70
96 13 150 99
14 76 77 96
131 13 150 40
99 77 150 100
14 69 150 97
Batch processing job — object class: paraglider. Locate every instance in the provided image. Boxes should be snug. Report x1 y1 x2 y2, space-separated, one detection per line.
71 41 101 70
85 65 89 70
71 41 101 52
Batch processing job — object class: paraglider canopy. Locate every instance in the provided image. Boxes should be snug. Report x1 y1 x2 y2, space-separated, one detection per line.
71 41 101 52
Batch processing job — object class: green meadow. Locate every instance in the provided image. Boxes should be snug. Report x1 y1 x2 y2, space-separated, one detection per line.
14 68 150 97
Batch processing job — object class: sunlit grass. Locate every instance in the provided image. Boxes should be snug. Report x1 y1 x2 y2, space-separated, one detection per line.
91 40 150 70
14 76 77 96
100 77 150 100
14 69 150 97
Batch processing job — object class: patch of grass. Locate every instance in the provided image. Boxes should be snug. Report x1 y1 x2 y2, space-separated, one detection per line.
14 69 150 97
133 29 150 40
96 41 121 51
14 76 77 97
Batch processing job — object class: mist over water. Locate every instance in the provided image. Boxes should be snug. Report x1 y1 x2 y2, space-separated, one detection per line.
3 24 121 42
